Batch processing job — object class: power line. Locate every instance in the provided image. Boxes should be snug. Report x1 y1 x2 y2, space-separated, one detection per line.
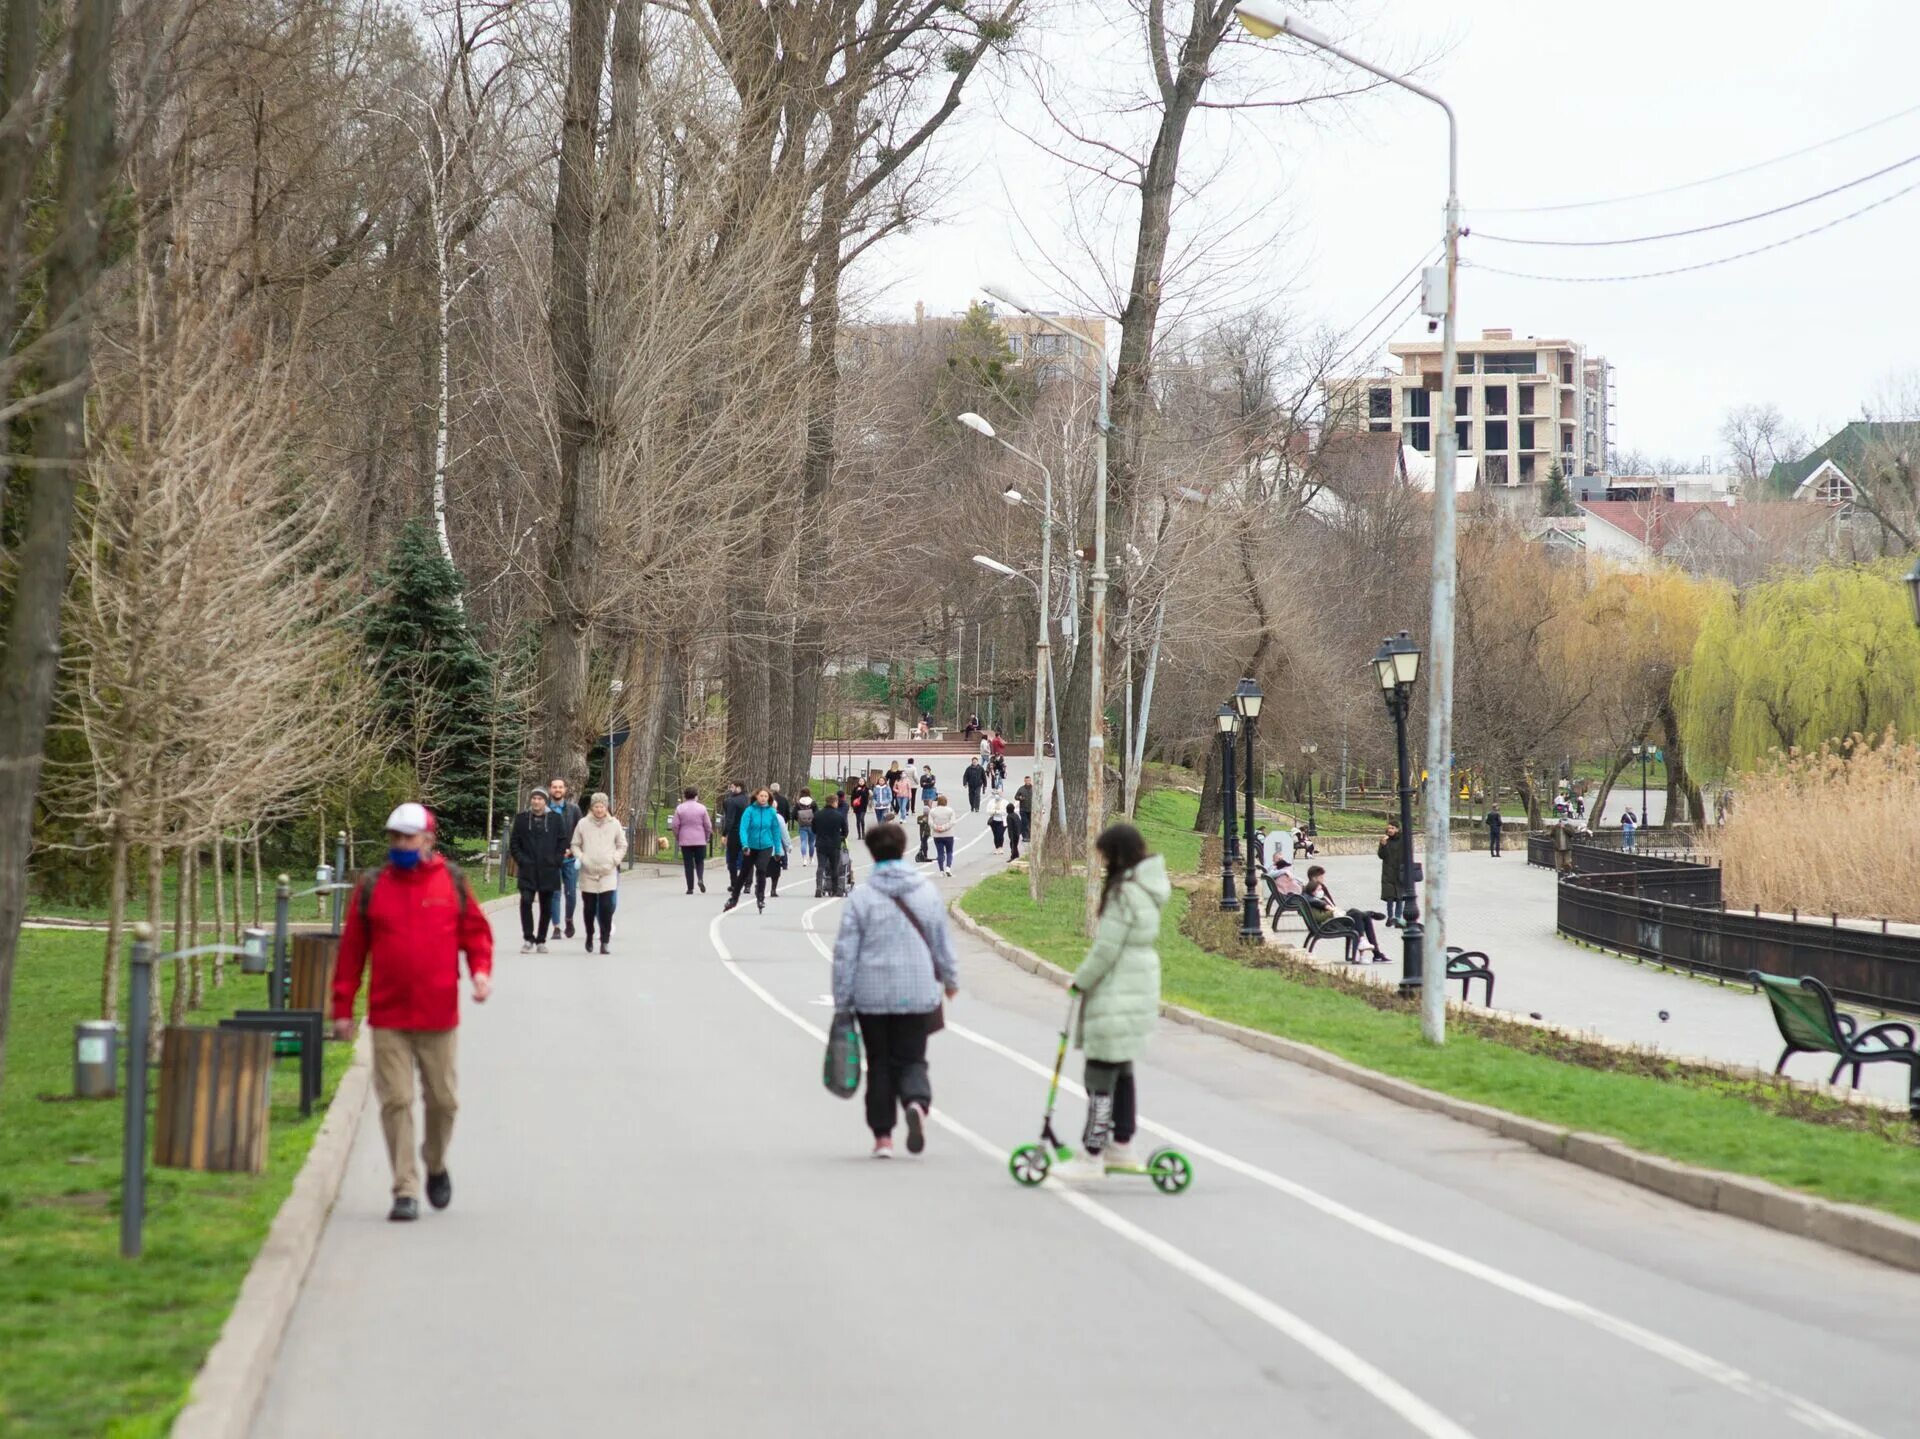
1474 150 1920 247
1324 288 1420 379
1469 99 1920 216
1465 172 1920 284
1326 246 1437 353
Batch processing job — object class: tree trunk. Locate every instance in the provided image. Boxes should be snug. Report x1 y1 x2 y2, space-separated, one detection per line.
1196 740 1222 836
625 638 674 850
725 611 769 784
766 600 794 792
537 0 612 786
1589 749 1634 829
211 833 227 978
146 843 163 1059
0 0 120 1107
169 850 188 1027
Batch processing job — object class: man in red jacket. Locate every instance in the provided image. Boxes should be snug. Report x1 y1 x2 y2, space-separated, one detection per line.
333 803 494 1222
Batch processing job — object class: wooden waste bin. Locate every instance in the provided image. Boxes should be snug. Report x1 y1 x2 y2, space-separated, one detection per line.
288 931 339 1016
154 1026 274 1173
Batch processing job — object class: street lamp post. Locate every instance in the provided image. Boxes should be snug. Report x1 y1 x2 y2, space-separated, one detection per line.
1300 742 1319 835
608 678 625 814
974 553 1070 903
1632 742 1649 826
982 283 1109 936
1372 633 1426 1014
1217 704 1239 912
960 412 1065 895
1235 5 1457 1045
1233 678 1264 942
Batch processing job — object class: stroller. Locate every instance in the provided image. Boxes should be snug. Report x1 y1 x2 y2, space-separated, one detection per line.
816 847 854 897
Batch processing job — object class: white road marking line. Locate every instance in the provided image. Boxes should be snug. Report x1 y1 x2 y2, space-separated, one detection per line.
709 908 1479 1439
793 912 1880 1439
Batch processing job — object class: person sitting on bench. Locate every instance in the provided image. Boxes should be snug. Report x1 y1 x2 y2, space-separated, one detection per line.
1302 865 1387 962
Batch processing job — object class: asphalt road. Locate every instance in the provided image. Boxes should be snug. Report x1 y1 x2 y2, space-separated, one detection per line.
253 799 1920 1439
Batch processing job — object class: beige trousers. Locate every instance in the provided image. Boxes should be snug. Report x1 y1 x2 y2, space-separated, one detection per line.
371 1027 459 1199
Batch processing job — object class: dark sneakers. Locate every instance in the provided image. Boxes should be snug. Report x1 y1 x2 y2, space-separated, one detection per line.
389 1196 420 1222
426 1171 452 1210
904 1102 927 1155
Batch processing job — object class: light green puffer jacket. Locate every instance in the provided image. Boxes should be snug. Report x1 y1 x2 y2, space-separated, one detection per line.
1074 854 1170 1063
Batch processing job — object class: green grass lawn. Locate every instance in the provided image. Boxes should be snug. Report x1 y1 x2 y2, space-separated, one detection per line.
959 864 1920 1225
0 930 355 1438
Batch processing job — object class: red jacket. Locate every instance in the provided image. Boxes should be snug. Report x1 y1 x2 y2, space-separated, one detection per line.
332 854 493 1030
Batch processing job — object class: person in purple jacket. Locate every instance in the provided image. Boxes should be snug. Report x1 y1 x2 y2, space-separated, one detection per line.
671 787 715 894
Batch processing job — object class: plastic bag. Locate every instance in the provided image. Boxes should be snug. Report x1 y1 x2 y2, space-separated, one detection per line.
823 1011 862 1099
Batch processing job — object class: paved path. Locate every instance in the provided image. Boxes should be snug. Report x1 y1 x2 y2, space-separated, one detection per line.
254 807 1920 1438
1288 853 1913 1104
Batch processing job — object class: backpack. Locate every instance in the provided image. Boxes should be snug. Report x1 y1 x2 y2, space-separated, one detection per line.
355 860 473 927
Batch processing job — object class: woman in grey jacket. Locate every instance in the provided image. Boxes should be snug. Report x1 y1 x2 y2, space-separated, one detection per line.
1055 822 1169 1181
830 822 959 1158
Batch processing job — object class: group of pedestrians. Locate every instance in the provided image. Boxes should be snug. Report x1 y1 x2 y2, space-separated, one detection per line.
508 777 629 954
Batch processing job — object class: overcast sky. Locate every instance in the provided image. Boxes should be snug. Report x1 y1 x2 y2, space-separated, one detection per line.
855 0 1920 466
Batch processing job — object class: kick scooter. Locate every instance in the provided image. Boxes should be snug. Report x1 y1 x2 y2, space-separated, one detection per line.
1007 992 1193 1194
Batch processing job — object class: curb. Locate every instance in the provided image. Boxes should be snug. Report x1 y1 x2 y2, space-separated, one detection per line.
171 891 518 1438
948 902 1920 1276
170 1026 373 1439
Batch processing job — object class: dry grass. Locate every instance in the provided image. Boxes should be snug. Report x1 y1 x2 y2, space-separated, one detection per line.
1714 732 1920 923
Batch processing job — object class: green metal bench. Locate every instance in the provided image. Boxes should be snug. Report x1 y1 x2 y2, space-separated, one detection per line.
1749 971 1919 1116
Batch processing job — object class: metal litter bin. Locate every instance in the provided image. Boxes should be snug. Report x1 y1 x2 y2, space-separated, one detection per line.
75 1019 118 1098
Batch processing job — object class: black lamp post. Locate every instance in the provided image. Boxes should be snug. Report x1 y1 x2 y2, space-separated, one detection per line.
1217 703 1240 912
1233 677 1264 941
1631 741 1650 826
1300 742 1318 836
1372 632 1423 995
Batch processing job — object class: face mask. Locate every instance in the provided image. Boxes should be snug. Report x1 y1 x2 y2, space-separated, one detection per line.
389 847 423 869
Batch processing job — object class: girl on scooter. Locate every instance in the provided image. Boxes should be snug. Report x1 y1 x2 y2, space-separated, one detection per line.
1053 822 1169 1181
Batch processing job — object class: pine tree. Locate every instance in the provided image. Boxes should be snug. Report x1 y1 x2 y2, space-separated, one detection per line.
935 302 1034 425
363 520 499 842
1541 460 1574 517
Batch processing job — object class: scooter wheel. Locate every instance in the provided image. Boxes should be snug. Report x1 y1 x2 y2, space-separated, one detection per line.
1148 1148 1193 1195
1009 1143 1051 1187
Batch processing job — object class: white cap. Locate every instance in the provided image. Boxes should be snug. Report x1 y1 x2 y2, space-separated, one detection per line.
385 802 431 836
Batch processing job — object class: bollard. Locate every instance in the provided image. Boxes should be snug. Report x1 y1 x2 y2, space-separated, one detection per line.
273 876 291 1011
331 833 347 935
75 1020 118 1098
122 926 155 1259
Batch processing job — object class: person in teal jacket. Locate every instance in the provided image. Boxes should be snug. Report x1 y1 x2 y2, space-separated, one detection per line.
1054 822 1170 1182
725 787 789 913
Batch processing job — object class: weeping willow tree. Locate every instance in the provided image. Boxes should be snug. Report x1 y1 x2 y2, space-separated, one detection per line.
1674 564 1920 778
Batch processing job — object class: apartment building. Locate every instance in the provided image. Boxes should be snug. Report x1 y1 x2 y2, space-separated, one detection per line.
1328 328 1615 485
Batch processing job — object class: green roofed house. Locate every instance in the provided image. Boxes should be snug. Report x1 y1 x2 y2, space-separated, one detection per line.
1766 420 1920 508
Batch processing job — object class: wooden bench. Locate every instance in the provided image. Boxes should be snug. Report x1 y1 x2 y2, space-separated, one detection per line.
1749 971 1919 1114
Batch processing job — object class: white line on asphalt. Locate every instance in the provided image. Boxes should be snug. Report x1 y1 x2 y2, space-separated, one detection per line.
710 907 1481 1439
793 913 1880 1439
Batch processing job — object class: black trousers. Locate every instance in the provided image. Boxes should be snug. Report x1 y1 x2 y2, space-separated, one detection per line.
519 888 558 943
581 890 617 943
1083 1059 1137 1153
729 849 780 904
858 1012 933 1137
966 786 982 812
1488 830 1502 857
681 843 707 891
853 808 867 837
1006 818 1022 859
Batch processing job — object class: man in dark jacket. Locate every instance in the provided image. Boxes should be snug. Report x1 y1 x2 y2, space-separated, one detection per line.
721 780 750 889
333 803 493 1221
1015 776 1035 832
814 792 852 895
510 789 568 952
1378 822 1410 926
547 777 584 938
963 760 986 813
1485 806 1503 858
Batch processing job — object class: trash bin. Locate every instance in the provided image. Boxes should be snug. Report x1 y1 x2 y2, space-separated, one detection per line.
74 1020 118 1098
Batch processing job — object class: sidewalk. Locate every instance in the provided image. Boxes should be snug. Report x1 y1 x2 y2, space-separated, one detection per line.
1283 852 1914 1106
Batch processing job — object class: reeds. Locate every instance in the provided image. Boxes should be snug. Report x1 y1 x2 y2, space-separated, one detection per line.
1714 731 1920 923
